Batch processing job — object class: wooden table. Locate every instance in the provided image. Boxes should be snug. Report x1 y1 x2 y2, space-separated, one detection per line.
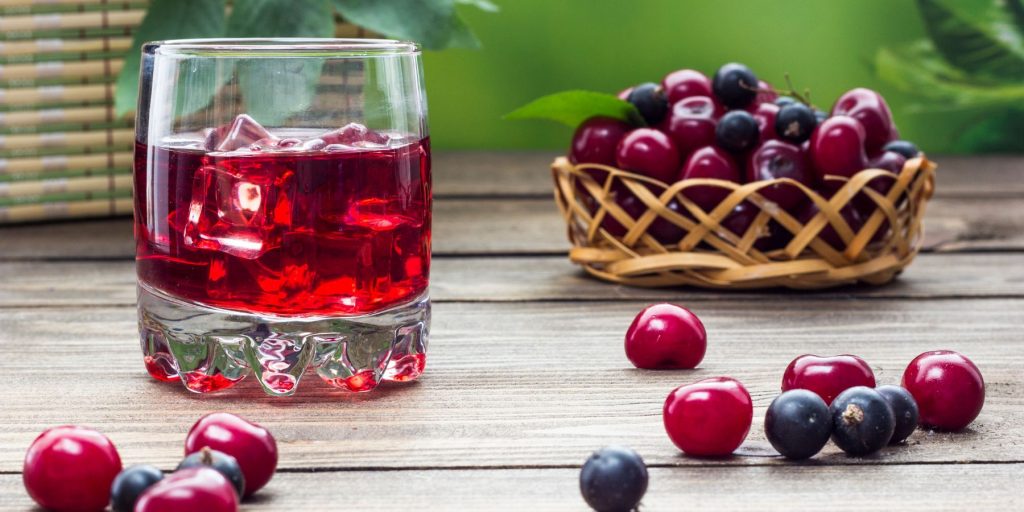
0 153 1022 510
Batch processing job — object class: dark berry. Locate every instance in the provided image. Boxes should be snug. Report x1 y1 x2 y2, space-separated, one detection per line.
745 139 814 211
178 447 246 498
23 426 123 512
875 385 919 444
775 103 818 144
883 140 920 159
775 96 798 107
831 88 898 155
135 467 238 512
571 117 632 166
185 413 278 497
111 465 164 512
625 303 706 370
664 377 753 457
782 354 876 405
830 386 896 456
711 62 759 109
902 350 984 431
579 446 648 512
626 82 669 126
715 110 760 153
661 69 713 104
764 390 832 460
616 128 680 183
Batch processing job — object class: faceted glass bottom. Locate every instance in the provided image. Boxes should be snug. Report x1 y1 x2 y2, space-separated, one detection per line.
137 284 429 396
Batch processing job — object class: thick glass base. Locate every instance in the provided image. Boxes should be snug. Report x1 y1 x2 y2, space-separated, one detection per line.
137 285 429 396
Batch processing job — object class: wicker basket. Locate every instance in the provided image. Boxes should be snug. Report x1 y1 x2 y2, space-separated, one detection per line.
552 155 937 289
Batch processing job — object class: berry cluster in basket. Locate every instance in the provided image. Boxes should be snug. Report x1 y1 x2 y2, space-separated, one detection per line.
570 63 922 249
22 413 277 512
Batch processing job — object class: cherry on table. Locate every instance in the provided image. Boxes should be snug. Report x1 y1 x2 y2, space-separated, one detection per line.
579 446 648 512
782 354 876 405
764 389 832 460
23 425 122 512
711 62 759 109
715 110 760 154
679 145 741 212
809 115 869 180
876 385 920 444
185 413 278 497
663 95 718 157
110 465 164 512
902 350 984 431
663 377 753 457
831 87 898 155
661 68 713 104
745 139 814 211
616 128 680 183
625 303 707 370
135 467 238 512
829 386 896 456
571 117 632 167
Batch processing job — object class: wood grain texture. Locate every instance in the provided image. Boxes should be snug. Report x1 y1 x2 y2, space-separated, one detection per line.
0 301 1019 473
1 252 1023 307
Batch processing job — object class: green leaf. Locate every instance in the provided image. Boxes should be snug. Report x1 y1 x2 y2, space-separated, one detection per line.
332 0 484 50
456 0 499 12
955 108 1024 151
504 90 644 128
113 0 226 117
1007 0 1024 38
226 0 335 38
916 0 1024 81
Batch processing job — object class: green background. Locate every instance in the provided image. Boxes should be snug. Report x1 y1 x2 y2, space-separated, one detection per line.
420 0 1007 152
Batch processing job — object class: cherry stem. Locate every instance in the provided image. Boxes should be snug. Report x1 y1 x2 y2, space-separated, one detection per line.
200 446 213 466
741 73 816 109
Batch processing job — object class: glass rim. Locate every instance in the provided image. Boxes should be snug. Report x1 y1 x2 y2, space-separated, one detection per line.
149 38 420 57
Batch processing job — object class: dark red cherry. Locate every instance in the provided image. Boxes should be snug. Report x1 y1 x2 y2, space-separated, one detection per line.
902 350 984 431
746 140 814 211
719 202 791 251
664 96 717 157
134 468 238 512
679 146 741 212
185 413 278 497
753 80 778 105
601 192 686 244
798 202 866 251
571 117 632 166
809 115 869 180
616 128 680 183
23 426 122 512
831 88 898 155
663 377 753 457
625 303 707 369
752 102 780 142
782 354 876 405
661 69 713 104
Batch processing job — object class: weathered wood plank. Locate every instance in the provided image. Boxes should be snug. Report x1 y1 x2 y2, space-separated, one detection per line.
1 252 1023 307
0 464 1021 511
0 300 1019 473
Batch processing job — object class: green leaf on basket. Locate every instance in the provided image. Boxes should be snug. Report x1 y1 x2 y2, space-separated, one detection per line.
916 0 1024 81
332 0 492 50
504 90 644 128
114 0 226 117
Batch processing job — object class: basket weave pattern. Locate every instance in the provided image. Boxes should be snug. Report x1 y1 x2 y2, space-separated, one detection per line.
552 155 937 289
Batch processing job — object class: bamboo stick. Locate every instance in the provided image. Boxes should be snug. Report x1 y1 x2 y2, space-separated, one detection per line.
0 10 144 32
2 0 146 8
0 105 131 127
0 150 131 175
0 127 132 150
0 195 131 223
0 58 123 81
0 36 132 57
0 82 114 106
0 172 130 199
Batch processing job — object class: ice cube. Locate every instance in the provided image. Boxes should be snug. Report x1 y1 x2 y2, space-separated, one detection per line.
204 114 278 152
320 122 390 147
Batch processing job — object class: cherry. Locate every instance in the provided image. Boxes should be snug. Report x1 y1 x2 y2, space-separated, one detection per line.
809 115 868 180
711 62 758 109
625 303 707 370
902 350 984 431
754 79 778 105
752 102 780 142
663 377 753 457
23 426 122 512
876 385 919 444
661 69 713 104
831 88 898 155
830 386 896 456
135 467 238 512
719 201 791 251
111 465 164 512
185 413 278 497
869 150 907 175
745 139 814 211
798 202 865 251
715 110 760 154
782 354 876 405
600 192 686 244
579 446 648 512
178 447 246 498
663 96 717 157
764 389 832 460
775 96 797 108
678 145 740 212
616 128 680 183
571 117 632 166
775 103 818 144
883 140 919 159
626 82 669 126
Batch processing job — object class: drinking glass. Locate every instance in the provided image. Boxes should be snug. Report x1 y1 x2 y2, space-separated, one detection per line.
133 39 431 396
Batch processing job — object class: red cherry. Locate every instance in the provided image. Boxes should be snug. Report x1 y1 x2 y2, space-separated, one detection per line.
679 146 740 212
719 202 791 251
746 139 815 211
663 377 753 457
752 102 780 142
809 115 869 180
23 426 122 512
615 128 680 183
185 413 278 497
135 467 238 512
798 202 865 251
625 303 707 370
663 96 717 157
571 117 632 167
661 69 713 104
902 350 985 431
781 354 876 405
754 80 778 105
831 88 898 155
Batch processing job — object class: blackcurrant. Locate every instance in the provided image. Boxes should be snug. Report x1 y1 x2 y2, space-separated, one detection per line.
579 446 648 512
882 140 920 159
177 447 246 498
774 96 797 107
775 103 818 144
110 465 164 512
764 389 832 460
715 110 760 153
711 63 758 109
626 82 669 126
876 385 920 444
830 386 896 456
